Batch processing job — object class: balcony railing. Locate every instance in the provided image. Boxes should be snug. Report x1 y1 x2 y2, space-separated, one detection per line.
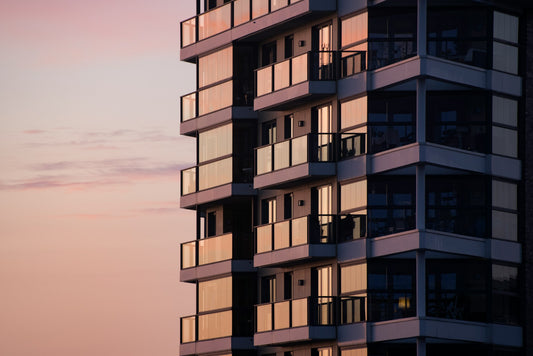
255 214 367 254
180 80 233 122
181 309 232 343
255 296 365 332
181 155 252 196
181 233 232 269
255 51 366 97
255 133 340 175
181 0 304 48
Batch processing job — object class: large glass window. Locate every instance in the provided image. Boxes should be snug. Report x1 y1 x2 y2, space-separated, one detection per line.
342 12 368 48
368 9 416 69
368 176 415 237
198 46 233 88
493 11 519 75
427 92 488 153
198 276 232 312
199 124 233 162
340 180 367 212
492 95 518 158
427 259 488 322
341 263 367 294
341 96 367 130
368 93 416 154
427 176 487 238
368 259 415 321
428 8 489 68
492 264 519 324
492 179 518 241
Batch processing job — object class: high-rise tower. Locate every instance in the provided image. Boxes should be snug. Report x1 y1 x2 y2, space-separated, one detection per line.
178 1 533 355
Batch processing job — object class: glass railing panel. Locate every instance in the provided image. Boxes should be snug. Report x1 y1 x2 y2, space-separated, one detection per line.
181 167 197 195
316 297 334 325
198 4 231 41
340 296 365 324
274 301 290 329
256 145 272 175
273 220 290 250
198 81 232 116
181 92 197 122
317 215 333 243
256 224 273 253
234 0 251 26
256 304 273 332
291 298 308 327
181 18 197 47
198 233 232 265
291 53 308 84
291 216 308 246
317 134 333 162
273 140 290 170
271 0 289 11
198 310 232 340
274 60 290 91
252 0 269 19
256 66 273 97
339 213 367 241
181 241 196 269
340 51 365 78
181 316 196 343
291 135 308 166
340 132 365 159
198 157 232 191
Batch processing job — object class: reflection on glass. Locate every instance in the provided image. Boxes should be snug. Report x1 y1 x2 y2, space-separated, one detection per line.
199 124 233 163
256 304 272 332
291 298 308 327
256 224 272 253
493 41 518 75
199 277 232 312
256 145 272 175
198 81 233 116
256 66 273 96
274 60 290 91
340 180 367 212
182 167 197 195
291 216 308 246
291 135 307 165
233 0 250 26
273 220 290 250
492 180 517 210
198 4 231 41
291 53 308 84
271 0 289 12
198 233 232 265
252 0 269 19
199 47 233 88
492 126 517 157
274 141 290 170
181 316 196 343
181 241 196 268
341 12 368 47
492 210 517 241
181 18 197 47
274 301 290 329
341 96 367 129
341 264 367 294
199 157 232 190
198 310 232 340
181 93 197 122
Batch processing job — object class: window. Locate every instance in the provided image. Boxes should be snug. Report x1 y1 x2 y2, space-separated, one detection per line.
492 179 518 241
427 92 488 153
284 272 293 300
284 114 294 139
342 12 368 48
199 124 232 163
368 93 416 153
341 263 367 293
262 41 277 66
341 96 367 130
492 264 519 324
427 176 487 238
262 120 277 145
492 96 518 158
261 275 276 303
340 180 367 212
261 198 277 224
207 211 217 237
493 11 519 74
198 46 233 88
198 276 232 312
284 193 293 219
284 35 294 59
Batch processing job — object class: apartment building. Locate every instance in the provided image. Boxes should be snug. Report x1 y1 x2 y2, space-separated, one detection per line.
178 1 533 355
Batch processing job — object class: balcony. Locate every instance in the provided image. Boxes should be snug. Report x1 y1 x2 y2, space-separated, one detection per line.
180 233 254 282
180 79 255 136
180 0 336 61
181 309 254 355
254 214 366 267
254 51 365 111
254 296 365 346
180 155 255 209
254 133 366 189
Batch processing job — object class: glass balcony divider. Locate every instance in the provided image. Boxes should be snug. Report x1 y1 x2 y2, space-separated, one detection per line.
180 0 305 48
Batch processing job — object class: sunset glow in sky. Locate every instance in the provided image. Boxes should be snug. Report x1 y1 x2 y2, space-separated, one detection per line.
0 1 197 355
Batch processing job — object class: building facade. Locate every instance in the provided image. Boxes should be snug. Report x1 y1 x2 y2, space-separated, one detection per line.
178 1 533 355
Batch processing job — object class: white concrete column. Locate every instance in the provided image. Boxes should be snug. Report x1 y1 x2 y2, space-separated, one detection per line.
416 250 426 318
416 78 426 144
417 0 427 57
417 337 426 356
416 164 425 230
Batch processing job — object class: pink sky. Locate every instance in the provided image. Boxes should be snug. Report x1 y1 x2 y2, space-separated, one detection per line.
0 1 198 355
